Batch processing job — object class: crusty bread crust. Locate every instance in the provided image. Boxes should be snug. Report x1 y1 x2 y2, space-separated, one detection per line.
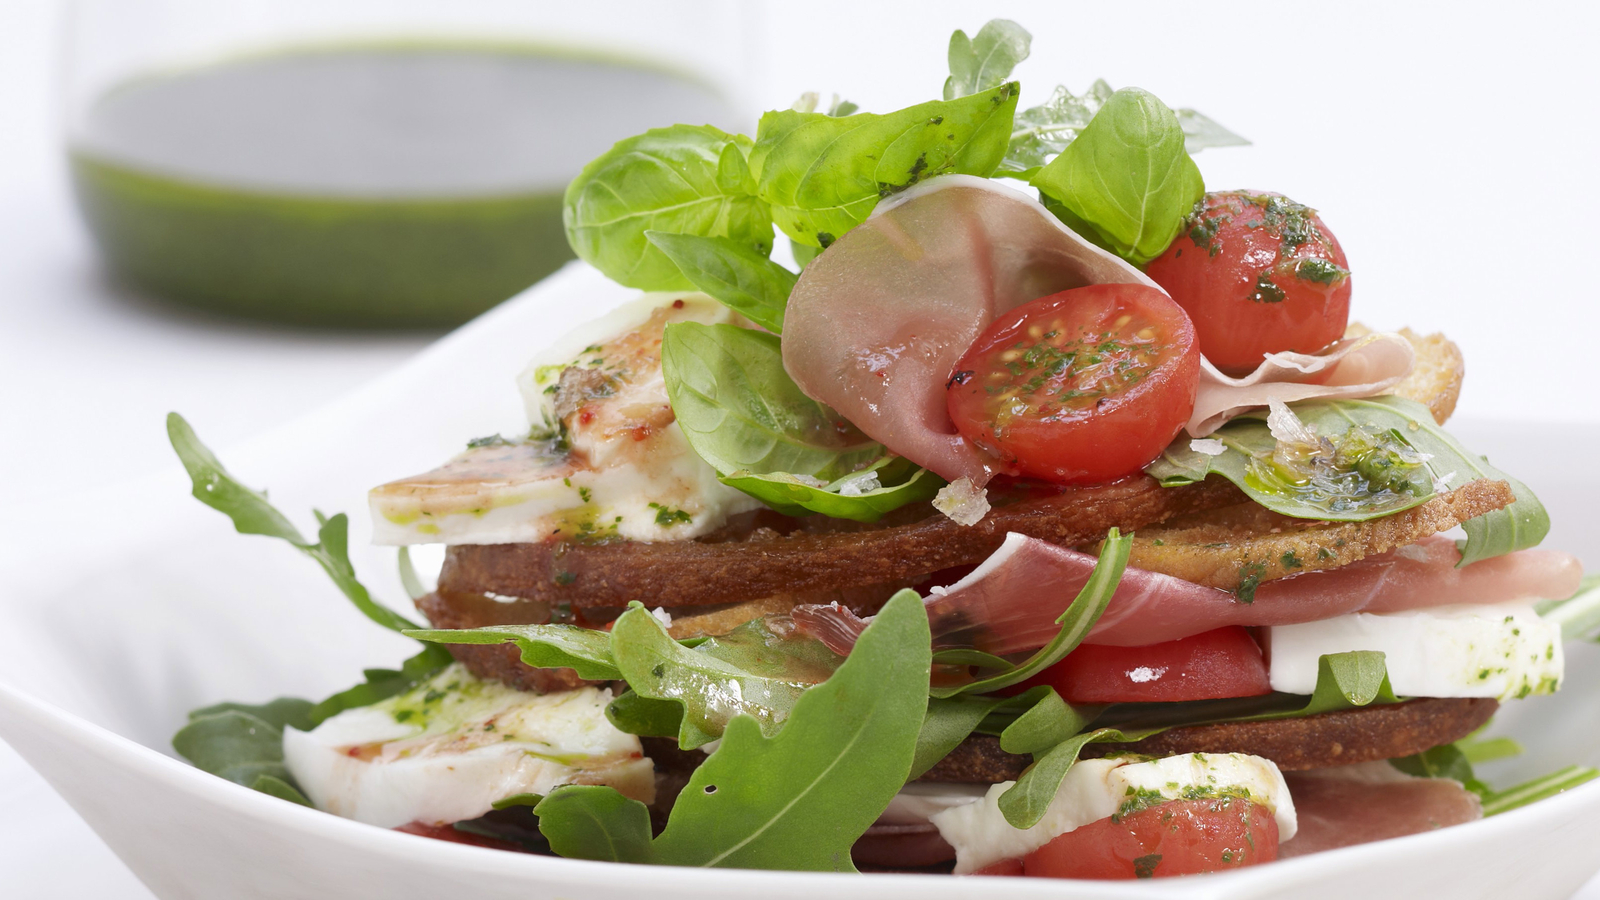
1123 478 1515 591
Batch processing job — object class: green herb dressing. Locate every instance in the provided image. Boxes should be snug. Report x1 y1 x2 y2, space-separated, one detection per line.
70 43 738 326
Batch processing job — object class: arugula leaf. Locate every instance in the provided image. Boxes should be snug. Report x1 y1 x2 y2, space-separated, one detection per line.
661 322 941 521
605 691 685 738
998 726 1163 828
405 623 622 681
1480 766 1600 815
168 413 422 635
944 19 1031 100
750 83 1019 249
609 605 841 748
1029 87 1203 267
1145 396 1550 564
932 529 1131 697
564 125 774 291
173 703 312 806
645 231 796 333
995 688 1099 755
397 546 427 601
307 643 455 726
534 588 932 870
914 694 1015 779
911 687 1096 778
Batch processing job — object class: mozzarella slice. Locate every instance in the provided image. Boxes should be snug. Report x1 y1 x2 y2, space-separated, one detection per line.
283 664 653 828
930 753 1294 874
1266 602 1563 700
369 292 764 545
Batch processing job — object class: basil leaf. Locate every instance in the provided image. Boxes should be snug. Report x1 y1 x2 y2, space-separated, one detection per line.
933 529 1131 697
644 230 795 333
720 456 945 523
944 19 1031 100
1146 396 1550 564
1030 87 1203 266
564 125 774 290
661 322 939 521
405 624 622 682
307 643 455 726
173 706 311 805
999 80 1114 177
609 605 842 749
538 589 931 870
790 238 822 270
169 413 424 635
750 83 1019 249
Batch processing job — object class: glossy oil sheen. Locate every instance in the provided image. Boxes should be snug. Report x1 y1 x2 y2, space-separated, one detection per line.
69 45 737 327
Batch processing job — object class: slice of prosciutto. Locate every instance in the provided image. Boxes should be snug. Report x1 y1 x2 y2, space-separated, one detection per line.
780 175 1157 485
1277 761 1481 858
1187 332 1416 437
791 533 1582 656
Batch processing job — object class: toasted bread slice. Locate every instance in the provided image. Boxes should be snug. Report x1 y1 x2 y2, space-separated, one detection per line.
1121 479 1514 592
1346 323 1464 424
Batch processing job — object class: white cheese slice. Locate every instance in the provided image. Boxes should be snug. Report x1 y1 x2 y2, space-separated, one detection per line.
930 753 1294 874
283 664 653 828
369 292 764 545
1266 602 1563 700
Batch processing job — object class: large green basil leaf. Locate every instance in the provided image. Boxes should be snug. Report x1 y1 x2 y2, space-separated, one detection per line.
750 83 1019 249
564 125 774 290
533 589 932 870
1029 87 1203 266
932 529 1131 697
944 19 1031 100
169 413 424 635
644 230 795 333
608 605 843 749
1145 396 1550 564
661 321 940 521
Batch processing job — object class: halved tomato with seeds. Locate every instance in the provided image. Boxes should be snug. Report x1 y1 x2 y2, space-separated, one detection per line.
946 284 1199 484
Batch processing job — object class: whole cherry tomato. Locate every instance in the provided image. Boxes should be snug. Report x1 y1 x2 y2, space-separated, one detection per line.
1146 191 1351 374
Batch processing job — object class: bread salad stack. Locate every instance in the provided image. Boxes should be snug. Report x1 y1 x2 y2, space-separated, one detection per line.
171 20 1600 880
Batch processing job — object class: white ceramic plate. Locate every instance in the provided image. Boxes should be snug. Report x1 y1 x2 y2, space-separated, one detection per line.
2 265 1597 900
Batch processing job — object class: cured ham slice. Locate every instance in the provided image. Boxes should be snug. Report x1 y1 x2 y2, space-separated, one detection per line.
1277 762 1481 858
780 175 1156 484
1187 333 1416 437
791 533 1582 655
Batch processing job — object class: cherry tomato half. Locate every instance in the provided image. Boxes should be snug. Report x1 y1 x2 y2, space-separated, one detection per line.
946 284 1199 484
1014 627 1273 704
1146 191 1351 375
1023 797 1279 879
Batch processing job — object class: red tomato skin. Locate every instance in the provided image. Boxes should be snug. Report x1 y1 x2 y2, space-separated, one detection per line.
394 821 525 853
971 858 1026 876
946 284 1200 484
1146 191 1351 375
1023 798 1279 879
1014 627 1272 704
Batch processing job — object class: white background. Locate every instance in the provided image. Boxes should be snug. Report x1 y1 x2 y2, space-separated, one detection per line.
1 0 1597 895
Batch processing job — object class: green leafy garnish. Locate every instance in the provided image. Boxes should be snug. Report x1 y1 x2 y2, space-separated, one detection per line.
661 322 942 521
1539 573 1600 641
533 589 932 870
943 19 1030 100
749 82 1019 250
932 529 1131 697
609 605 842 749
168 412 422 635
644 230 796 333
564 125 773 291
1146 397 1550 565
1029 87 1205 267
404 623 623 681
307 644 455 726
172 699 314 806
1391 739 1599 816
